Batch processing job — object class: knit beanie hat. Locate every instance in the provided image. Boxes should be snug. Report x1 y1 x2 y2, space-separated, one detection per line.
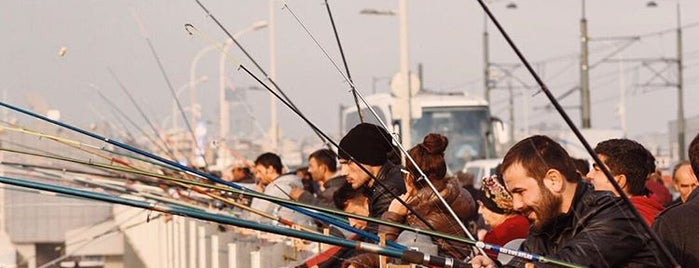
480 175 514 214
338 123 393 166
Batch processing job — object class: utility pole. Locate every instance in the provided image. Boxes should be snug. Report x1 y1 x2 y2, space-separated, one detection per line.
508 78 515 143
676 2 685 160
483 14 491 104
580 0 591 128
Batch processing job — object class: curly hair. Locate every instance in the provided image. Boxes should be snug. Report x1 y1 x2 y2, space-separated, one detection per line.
405 133 448 188
594 139 655 196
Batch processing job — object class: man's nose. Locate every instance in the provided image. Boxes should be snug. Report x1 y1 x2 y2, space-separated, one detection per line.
512 195 524 211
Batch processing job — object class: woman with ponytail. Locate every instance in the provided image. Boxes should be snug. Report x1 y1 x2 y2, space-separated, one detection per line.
344 133 477 267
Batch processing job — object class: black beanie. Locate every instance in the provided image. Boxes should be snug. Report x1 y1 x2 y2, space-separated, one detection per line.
338 123 393 166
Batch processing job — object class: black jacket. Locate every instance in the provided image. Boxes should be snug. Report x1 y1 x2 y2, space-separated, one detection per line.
364 161 406 234
297 175 347 209
653 187 699 267
520 182 669 267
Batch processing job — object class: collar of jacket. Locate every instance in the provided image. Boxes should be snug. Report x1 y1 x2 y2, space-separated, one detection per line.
687 187 699 203
367 161 398 192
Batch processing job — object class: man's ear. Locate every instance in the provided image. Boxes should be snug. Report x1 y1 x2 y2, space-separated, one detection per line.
543 169 565 193
616 174 627 193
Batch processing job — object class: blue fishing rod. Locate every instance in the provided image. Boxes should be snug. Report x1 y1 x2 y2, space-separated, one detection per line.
0 145 586 267
0 175 469 268
0 100 404 249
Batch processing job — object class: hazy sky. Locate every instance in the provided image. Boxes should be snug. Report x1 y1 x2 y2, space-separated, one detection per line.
1 0 698 144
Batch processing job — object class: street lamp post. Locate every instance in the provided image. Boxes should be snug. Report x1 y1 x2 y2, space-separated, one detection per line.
219 20 268 140
398 0 411 148
359 1 412 148
269 0 279 151
187 20 267 164
173 76 208 129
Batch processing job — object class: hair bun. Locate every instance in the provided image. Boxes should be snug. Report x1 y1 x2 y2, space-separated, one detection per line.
421 133 448 155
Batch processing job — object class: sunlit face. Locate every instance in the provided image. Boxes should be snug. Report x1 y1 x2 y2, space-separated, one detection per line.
307 157 325 182
254 164 276 186
503 162 562 231
477 201 503 228
586 155 621 196
232 168 246 181
340 160 372 189
674 164 699 203
344 195 369 230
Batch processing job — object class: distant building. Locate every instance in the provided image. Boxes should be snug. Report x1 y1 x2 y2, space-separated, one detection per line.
669 115 699 163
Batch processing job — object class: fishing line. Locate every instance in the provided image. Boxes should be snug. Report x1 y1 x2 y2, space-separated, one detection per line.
476 0 678 266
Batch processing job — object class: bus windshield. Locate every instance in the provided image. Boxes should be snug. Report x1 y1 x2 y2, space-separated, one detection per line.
411 106 495 172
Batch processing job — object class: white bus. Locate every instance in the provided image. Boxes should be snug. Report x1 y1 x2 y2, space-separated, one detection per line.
340 91 505 172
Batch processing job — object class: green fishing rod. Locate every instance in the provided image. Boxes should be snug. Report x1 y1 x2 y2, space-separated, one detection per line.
0 145 586 268
0 123 182 175
0 175 470 268
0 101 397 250
2 149 328 235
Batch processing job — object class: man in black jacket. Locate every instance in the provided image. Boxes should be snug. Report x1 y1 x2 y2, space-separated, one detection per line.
290 148 347 209
653 133 699 267
471 135 669 268
337 123 406 234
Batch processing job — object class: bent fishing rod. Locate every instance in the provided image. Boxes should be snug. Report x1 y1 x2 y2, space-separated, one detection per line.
89 84 174 157
323 0 363 123
476 0 678 266
106 68 182 162
0 146 582 267
0 131 327 234
132 9 208 168
37 211 155 268
0 175 471 268
0 101 402 250
0 123 168 172
185 24 455 246
184 15 469 245
278 1 482 255
1 122 347 235
191 0 330 149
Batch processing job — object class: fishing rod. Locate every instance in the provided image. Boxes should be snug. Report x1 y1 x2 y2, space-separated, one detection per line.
186 23 452 243
186 183 320 233
476 1 678 267
0 145 582 267
106 68 179 161
37 211 155 268
131 9 208 168
0 101 400 250
87 103 138 143
0 122 178 172
90 84 174 157
2 123 323 233
278 1 483 255
0 123 164 176
323 0 363 123
1 161 125 180
190 0 331 150
0 175 470 268
44 141 324 234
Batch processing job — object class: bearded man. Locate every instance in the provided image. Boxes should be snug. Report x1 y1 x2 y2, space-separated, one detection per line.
471 135 669 268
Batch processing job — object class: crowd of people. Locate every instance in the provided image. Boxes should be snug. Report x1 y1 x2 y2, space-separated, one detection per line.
221 122 698 267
